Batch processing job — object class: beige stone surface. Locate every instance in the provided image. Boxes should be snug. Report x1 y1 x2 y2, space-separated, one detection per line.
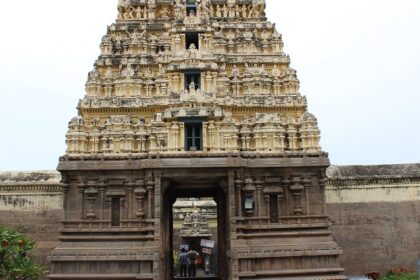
326 164 420 275
0 171 62 211
326 164 420 203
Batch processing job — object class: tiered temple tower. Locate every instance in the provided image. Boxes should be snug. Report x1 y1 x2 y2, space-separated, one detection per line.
49 0 347 279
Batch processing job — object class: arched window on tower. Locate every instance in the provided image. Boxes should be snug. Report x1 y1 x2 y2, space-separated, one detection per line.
186 32 199 50
182 118 203 152
185 71 201 91
186 0 197 16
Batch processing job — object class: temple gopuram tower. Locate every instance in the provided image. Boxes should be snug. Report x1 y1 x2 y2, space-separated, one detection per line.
49 0 347 279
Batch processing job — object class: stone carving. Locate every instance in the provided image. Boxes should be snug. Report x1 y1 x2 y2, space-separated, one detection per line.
180 209 212 237
174 0 185 19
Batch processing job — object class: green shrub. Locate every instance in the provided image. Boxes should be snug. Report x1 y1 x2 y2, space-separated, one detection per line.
0 227 45 280
380 273 418 280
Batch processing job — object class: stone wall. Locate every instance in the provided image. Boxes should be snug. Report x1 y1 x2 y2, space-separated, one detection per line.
1 165 419 276
326 164 420 275
0 171 63 268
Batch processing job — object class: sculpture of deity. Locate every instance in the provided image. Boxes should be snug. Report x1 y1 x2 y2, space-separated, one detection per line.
174 0 184 19
118 0 128 11
209 5 214 17
222 5 228 18
135 7 143 19
216 5 222 17
272 65 280 77
232 65 239 78
197 0 210 17
241 5 247 18
160 6 170 18
189 82 196 94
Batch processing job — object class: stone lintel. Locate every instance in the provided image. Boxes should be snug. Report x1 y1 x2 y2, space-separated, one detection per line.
57 155 330 171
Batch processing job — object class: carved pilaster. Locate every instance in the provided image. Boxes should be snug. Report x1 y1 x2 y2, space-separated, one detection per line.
99 182 106 220
234 178 243 217
319 177 328 215
85 187 98 220
290 177 304 216
134 181 147 219
255 179 263 217
61 183 69 220
264 194 269 217
146 176 155 219
77 182 85 220
303 177 312 215
243 177 255 216
282 178 291 216
126 182 134 220
277 189 284 220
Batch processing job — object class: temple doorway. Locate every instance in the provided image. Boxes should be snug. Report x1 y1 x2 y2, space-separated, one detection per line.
163 181 228 280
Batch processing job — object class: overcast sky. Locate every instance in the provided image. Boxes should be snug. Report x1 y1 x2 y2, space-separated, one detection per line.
0 0 419 171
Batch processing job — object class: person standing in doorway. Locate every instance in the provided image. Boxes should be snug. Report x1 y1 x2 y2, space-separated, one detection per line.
178 248 189 277
187 248 199 277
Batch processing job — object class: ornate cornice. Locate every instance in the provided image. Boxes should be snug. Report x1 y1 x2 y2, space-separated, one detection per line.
327 177 420 189
0 184 63 193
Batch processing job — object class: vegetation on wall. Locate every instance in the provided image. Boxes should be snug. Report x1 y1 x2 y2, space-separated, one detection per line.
0 227 45 280
380 273 418 280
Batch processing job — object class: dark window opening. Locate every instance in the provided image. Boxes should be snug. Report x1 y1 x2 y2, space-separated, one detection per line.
111 197 121 226
185 122 202 151
186 32 199 49
185 71 201 90
269 195 279 223
186 0 197 16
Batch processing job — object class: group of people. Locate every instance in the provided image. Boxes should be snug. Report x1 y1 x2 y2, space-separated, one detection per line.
178 248 200 277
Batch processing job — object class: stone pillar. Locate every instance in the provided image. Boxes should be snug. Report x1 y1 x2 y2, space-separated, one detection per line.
255 179 263 217
264 194 270 217
152 171 162 279
202 122 208 150
99 182 106 220
243 178 255 216
85 187 98 220
277 189 284 220
282 178 291 215
227 170 238 279
179 122 185 151
146 177 154 219
77 183 85 220
61 183 69 221
303 177 311 215
290 178 304 215
234 178 243 217
319 178 327 215
134 181 147 219
126 182 134 220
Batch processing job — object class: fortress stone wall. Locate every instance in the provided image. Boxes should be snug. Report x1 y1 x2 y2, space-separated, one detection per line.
326 164 420 275
0 171 63 267
1 164 419 276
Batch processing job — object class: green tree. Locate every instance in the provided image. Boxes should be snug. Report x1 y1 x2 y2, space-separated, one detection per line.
0 227 45 280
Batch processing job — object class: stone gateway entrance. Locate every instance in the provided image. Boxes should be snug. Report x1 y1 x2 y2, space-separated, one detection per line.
48 0 347 279
162 174 228 279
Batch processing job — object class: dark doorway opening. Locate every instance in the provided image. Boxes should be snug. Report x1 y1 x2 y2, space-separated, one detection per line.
163 181 228 280
185 71 201 91
111 197 120 226
186 32 199 49
186 0 197 16
173 197 218 278
185 122 203 151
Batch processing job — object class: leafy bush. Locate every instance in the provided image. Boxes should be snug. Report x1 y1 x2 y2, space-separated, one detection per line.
0 227 45 280
380 273 418 280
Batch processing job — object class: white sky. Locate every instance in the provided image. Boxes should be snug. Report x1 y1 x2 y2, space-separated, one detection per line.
0 0 419 171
